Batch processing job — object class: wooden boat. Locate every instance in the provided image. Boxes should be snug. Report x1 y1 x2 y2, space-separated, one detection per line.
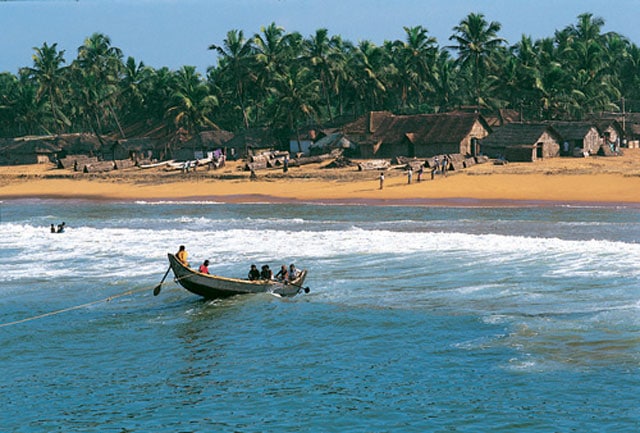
138 159 175 169
167 253 309 299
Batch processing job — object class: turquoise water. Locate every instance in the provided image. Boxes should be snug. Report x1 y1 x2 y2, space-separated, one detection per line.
1 200 639 432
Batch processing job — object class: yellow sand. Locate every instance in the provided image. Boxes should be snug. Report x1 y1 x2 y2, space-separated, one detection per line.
1 149 640 206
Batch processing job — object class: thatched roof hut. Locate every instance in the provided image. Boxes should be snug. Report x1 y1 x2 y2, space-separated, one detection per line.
341 111 491 158
172 130 235 160
482 108 522 127
225 128 282 158
481 123 561 162
0 136 61 165
544 121 602 156
309 132 356 156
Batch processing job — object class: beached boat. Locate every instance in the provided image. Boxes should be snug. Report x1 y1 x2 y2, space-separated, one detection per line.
138 159 175 169
166 253 309 299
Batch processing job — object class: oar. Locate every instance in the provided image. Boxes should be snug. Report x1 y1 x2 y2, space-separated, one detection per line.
153 266 172 296
284 280 310 294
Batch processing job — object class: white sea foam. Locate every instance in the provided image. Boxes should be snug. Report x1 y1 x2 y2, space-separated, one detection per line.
1 220 639 327
3 223 640 274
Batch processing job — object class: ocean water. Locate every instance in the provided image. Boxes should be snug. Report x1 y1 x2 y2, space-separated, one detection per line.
0 199 639 432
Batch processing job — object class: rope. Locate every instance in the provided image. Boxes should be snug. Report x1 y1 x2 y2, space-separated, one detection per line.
0 279 173 329
0 271 304 328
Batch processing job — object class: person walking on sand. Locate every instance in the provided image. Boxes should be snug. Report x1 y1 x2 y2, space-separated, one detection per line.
379 172 385 190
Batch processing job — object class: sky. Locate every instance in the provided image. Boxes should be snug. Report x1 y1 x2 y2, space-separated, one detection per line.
1 0 639 76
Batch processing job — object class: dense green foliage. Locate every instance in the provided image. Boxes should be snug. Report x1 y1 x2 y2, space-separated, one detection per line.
0 13 638 139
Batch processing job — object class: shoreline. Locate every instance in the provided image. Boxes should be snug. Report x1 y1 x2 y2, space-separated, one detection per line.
1 150 640 207
1 178 640 208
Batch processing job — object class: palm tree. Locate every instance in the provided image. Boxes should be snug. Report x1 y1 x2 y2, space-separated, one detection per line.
389 25 437 111
22 42 69 133
145 67 176 123
6 72 46 136
431 49 459 112
119 56 153 123
501 35 542 119
449 12 505 106
303 28 344 121
268 64 320 151
166 66 219 134
74 33 124 137
619 42 640 111
561 14 619 117
253 23 303 122
208 29 256 128
344 40 387 115
254 23 300 76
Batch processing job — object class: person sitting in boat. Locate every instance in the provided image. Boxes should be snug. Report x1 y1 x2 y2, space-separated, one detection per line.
176 245 189 267
248 264 260 280
198 260 210 274
260 265 273 280
288 263 299 279
275 265 289 282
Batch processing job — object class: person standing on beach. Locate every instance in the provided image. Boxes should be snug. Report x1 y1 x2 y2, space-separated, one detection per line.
417 165 423 182
407 167 413 184
379 172 385 190
432 156 439 180
441 156 448 177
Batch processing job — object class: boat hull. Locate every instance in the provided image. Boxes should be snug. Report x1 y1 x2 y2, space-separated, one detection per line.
167 254 307 299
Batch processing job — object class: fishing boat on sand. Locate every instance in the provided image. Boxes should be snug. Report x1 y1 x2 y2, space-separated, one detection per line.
160 253 309 299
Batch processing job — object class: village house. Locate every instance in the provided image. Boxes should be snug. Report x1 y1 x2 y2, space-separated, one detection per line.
544 121 602 156
481 123 562 162
341 111 491 158
224 127 282 159
0 136 60 165
174 129 234 161
308 132 357 156
593 119 624 150
0 133 106 166
587 116 626 150
110 137 157 162
589 113 637 148
289 127 327 156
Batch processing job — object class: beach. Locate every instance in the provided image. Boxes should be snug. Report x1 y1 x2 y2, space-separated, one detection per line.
1 149 640 205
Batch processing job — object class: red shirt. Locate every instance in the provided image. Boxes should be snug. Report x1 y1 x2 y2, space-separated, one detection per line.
199 265 209 274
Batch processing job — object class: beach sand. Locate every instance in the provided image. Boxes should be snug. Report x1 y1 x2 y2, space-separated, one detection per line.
1 149 640 206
